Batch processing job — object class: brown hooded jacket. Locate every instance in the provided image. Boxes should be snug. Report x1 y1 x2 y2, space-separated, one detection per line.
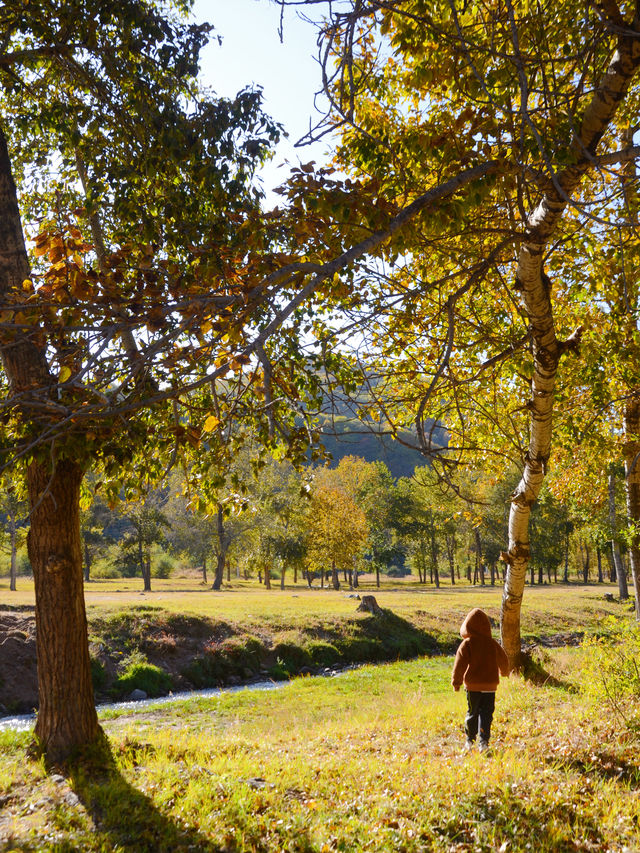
451 608 510 692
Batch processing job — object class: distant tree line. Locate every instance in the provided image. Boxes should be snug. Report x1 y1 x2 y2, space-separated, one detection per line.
1 453 629 593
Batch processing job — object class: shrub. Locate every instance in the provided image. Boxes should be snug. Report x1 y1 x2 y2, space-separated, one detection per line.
307 641 342 666
219 636 264 671
153 557 174 579
268 661 290 681
113 661 172 698
182 656 224 688
273 642 312 673
17 553 32 577
581 617 640 722
91 563 121 579
90 657 107 691
183 636 266 688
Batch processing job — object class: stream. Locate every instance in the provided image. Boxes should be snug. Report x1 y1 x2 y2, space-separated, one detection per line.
0 680 286 733
0 665 356 733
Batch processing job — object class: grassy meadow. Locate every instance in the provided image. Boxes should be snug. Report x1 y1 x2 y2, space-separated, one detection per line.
2 582 639 851
2 574 630 637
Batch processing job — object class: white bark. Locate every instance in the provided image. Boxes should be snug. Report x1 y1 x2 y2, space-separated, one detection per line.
500 30 640 665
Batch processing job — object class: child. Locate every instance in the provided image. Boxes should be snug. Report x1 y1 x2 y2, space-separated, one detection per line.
451 607 510 753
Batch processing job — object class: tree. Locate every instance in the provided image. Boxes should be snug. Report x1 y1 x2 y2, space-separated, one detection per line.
164 472 216 584
0 476 26 591
117 494 169 591
306 467 369 589
0 0 281 760
270 0 640 665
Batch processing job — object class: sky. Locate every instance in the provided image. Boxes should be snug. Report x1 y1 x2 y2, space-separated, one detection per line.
191 0 332 200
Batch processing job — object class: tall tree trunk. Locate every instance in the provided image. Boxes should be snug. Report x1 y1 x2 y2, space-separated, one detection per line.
212 504 226 591
138 536 151 592
624 397 640 618
202 555 207 585
475 530 485 586
83 541 92 583
331 558 340 590
27 459 100 761
264 564 271 589
446 533 456 585
142 549 152 592
0 125 99 760
500 34 640 667
608 468 626 598
582 542 590 585
620 128 640 615
430 527 439 588
9 506 17 591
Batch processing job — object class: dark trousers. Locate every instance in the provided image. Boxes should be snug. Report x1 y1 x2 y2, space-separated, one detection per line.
465 691 495 745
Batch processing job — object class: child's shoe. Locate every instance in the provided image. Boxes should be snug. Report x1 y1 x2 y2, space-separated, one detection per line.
478 741 491 756
462 739 474 753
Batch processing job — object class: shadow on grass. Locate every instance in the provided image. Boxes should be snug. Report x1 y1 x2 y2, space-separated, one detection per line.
319 608 454 662
64 731 221 853
436 790 607 852
547 750 640 786
520 648 577 692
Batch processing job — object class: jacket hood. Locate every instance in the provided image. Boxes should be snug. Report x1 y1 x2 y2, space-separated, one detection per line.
460 608 492 639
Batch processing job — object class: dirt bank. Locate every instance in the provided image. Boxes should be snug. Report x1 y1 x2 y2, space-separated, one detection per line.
0 604 445 714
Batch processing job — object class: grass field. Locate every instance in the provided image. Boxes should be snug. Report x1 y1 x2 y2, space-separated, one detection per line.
1 575 630 640
2 581 640 850
2 641 640 852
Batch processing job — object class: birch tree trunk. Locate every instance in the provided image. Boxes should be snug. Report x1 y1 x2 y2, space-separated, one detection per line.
501 32 640 666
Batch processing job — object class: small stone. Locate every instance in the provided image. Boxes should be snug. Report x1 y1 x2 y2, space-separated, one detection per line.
129 689 148 701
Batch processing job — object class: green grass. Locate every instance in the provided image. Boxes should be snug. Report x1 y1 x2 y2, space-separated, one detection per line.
2 647 640 851
2 582 638 850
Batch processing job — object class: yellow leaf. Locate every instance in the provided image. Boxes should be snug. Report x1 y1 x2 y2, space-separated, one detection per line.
59 366 72 383
203 415 220 433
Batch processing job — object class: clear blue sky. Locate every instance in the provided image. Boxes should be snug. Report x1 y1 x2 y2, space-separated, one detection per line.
192 0 331 200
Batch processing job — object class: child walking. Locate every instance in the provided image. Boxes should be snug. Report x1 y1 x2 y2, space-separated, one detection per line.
451 608 510 753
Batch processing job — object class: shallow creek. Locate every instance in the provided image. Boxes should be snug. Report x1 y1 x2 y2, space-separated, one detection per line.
0 680 285 733
0 665 357 733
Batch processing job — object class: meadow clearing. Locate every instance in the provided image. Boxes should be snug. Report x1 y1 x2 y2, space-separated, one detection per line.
1 581 639 851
